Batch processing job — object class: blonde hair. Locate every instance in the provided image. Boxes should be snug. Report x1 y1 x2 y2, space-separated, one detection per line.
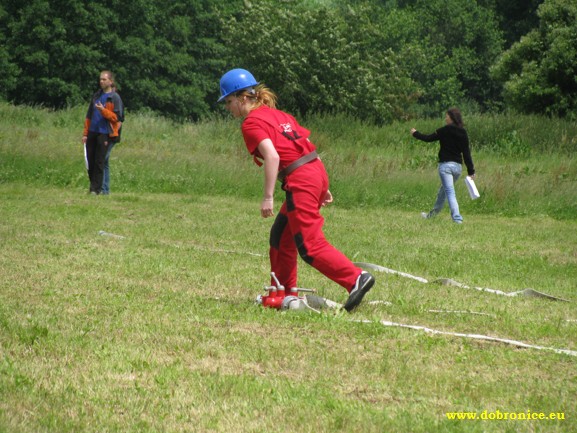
236 84 277 110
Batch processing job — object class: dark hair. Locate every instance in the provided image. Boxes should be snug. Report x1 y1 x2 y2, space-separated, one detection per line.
447 108 464 128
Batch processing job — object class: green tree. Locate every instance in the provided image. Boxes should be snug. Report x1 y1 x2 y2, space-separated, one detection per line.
0 0 98 107
477 0 542 47
491 0 577 118
0 0 239 119
0 0 555 120
0 3 17 100
221 1 417 123
113 0 236 119
385 0 504 114
492 0 542 47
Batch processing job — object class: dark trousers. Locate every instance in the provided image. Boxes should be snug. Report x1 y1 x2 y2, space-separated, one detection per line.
85 132 109 193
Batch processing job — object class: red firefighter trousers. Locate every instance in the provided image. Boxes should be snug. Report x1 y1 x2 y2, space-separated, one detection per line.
269 159 361 292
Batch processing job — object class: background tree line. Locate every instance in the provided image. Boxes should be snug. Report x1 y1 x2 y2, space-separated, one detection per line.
0 0 575 122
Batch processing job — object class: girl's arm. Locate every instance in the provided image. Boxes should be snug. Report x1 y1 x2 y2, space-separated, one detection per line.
257 139 280 218
411 129 440 142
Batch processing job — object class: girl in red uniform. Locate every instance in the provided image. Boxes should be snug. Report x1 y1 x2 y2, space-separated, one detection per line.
218 69 375 311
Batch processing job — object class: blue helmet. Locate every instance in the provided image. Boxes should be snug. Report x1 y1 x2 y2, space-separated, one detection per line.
218 69 259 102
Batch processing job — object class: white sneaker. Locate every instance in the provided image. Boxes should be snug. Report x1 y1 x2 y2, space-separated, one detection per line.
421 212 428 219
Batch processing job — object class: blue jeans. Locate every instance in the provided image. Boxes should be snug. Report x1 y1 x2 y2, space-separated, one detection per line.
426 162 463 223
102 142 116 195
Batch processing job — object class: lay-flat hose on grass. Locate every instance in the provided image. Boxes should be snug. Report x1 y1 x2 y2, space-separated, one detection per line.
97 232 575 356
359 320 577 357
353 262 570 302
297 262 576 357
291 293 577 357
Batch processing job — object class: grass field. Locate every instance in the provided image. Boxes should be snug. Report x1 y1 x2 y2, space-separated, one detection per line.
0 103 576 432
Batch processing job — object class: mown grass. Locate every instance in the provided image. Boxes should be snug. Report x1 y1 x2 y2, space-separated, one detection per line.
0 103 576 432
0 186 575 433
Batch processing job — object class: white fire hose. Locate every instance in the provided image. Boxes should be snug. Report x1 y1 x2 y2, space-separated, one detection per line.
96 233 575 357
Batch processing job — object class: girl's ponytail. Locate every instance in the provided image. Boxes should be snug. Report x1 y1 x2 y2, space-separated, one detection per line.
236 84 277 109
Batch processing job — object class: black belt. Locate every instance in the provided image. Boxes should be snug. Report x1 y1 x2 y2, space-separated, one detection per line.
277 151 318 181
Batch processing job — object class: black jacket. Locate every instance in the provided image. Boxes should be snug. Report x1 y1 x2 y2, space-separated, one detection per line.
413 124 475 175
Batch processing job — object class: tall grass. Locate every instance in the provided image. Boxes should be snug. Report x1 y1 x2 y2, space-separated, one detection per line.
1 102 575 219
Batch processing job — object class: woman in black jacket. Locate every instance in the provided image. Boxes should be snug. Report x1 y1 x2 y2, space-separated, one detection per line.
410 108 475 223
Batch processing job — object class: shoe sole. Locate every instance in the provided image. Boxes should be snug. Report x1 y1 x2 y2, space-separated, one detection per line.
344 274 375 312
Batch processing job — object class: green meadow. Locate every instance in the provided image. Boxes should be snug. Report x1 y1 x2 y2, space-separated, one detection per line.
0 102 576 432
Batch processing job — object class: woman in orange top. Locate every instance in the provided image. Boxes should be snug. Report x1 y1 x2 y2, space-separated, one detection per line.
82 70 124 195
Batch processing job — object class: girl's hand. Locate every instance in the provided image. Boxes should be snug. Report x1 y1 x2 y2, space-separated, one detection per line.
256 139 279 218
261 198 274 218
95 101 104 110
410 128 417 135
322 190 333 207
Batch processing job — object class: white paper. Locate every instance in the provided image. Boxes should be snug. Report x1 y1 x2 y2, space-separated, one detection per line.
465 176 480 200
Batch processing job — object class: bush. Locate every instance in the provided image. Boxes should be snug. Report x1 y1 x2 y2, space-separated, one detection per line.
491 0 577 118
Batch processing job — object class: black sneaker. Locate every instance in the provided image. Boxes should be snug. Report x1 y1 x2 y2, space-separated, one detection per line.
344 271 375 312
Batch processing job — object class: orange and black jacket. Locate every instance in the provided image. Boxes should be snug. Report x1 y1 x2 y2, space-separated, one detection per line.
83 90 124 142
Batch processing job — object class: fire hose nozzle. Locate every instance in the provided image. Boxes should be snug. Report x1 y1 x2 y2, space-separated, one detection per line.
293 287 316 293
